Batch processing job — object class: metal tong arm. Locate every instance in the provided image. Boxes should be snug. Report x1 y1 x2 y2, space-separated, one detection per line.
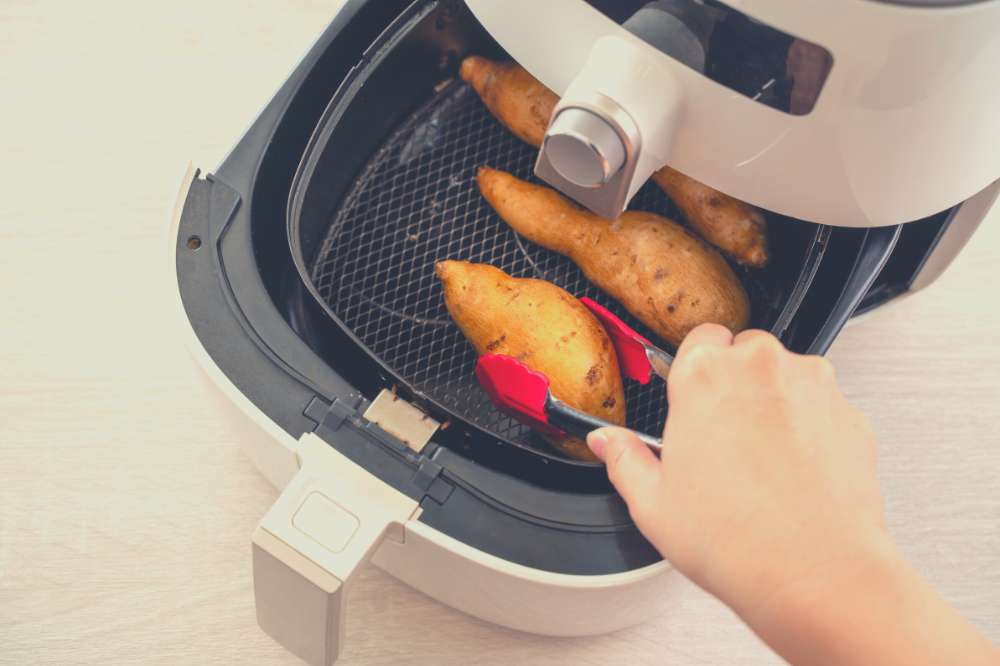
546 394 663 453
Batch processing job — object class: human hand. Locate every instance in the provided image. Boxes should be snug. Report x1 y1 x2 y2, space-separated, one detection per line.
587 324 889 626
588 324 1000 665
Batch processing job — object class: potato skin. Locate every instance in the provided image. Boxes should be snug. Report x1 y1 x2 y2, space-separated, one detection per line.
461 55 768 267
436 260 624 461
459 55 557 148
652 167 769 268
477 168 750 346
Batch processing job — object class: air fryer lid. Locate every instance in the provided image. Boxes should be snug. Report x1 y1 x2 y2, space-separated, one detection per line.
287 0 829 468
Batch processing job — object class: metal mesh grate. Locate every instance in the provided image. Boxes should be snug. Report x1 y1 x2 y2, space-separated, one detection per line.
310 82 771 457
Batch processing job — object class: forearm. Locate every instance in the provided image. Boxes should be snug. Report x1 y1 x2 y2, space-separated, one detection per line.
743 542 1000 666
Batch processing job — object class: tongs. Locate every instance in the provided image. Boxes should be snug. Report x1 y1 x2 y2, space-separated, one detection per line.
579 298 674 385
475 298 674 453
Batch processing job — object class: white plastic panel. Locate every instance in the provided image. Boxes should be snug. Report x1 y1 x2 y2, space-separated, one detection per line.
372 521 678 637
466 0 1000 227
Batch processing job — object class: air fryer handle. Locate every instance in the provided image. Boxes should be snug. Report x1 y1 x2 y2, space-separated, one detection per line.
547 396 663 452
252 434 420 666
807 225 903 355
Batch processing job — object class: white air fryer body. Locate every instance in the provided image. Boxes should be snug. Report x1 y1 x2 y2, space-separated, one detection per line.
467 0 1000 227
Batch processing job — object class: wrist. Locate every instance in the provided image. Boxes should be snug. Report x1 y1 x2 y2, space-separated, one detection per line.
738 530 911 663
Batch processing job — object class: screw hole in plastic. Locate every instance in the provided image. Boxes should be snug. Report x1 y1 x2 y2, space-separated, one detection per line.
186 235 202 251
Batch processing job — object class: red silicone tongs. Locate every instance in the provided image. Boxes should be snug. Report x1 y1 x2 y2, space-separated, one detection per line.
475 354 663 452
474 298 674 454
578 297 674 384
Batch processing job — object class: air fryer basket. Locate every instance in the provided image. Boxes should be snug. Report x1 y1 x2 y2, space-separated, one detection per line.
288 1 830 467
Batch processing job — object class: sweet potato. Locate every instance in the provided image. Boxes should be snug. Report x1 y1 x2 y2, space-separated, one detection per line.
477 167 750 345
436 260 624 461
651 167 769 267
459 55 555 148
460 55 768 266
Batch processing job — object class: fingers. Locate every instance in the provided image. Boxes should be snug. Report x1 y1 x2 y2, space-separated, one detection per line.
676 323 734 360
735 330 837 388
732 328 777 347
731 329 787 377
669 323 734 390
587 427 662 523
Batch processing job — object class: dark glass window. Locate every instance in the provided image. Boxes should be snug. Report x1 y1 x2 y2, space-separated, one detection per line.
593 0 834 116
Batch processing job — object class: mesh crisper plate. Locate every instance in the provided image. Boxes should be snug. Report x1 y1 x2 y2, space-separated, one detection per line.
310 82 778 458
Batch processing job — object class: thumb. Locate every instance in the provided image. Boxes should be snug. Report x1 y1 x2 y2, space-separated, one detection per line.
587 427 662 523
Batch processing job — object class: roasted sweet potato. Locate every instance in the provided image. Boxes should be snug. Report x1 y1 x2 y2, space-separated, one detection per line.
459 55 555 148
460 55 768 266
651 167 769 268
477 168 750 345
436 260 624 461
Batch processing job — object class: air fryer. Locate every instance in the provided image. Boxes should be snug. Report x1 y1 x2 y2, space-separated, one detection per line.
169 1 999 664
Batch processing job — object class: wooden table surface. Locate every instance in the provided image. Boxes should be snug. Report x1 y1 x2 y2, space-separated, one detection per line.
2 2 998 664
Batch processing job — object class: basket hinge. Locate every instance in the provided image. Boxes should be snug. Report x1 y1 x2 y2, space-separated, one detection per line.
362 390 440 454
301 392 453 506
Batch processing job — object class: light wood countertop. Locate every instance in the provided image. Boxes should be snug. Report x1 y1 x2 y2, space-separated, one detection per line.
2 2 998 664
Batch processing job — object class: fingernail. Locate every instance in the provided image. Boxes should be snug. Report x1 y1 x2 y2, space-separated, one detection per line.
587 430 610 460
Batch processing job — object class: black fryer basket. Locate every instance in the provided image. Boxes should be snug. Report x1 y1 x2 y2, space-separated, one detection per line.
287 6 830 467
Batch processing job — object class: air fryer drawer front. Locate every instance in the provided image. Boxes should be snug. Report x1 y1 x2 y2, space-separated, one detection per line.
174 163 663 576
